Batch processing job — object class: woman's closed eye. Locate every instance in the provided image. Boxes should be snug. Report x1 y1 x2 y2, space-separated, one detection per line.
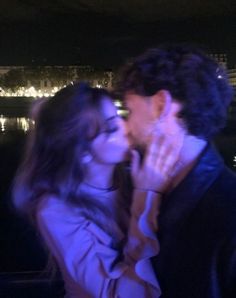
102 115 121 134
104 125 119 134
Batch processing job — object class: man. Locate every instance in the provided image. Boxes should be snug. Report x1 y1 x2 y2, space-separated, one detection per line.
118 44 236 297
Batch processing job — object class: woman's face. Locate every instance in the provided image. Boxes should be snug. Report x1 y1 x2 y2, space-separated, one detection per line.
90 98 130 165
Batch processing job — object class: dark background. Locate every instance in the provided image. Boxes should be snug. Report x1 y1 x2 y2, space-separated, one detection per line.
0 0 236 68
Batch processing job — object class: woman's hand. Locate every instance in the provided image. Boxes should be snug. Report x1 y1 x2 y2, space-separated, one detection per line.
131 130 184 194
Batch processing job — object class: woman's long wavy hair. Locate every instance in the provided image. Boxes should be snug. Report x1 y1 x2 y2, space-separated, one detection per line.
13 82 131 244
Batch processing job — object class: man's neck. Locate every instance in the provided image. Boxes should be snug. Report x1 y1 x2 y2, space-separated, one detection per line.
170 135 207 190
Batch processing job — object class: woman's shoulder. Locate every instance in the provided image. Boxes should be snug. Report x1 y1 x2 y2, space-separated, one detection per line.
36 194 115 248
37 195 85 225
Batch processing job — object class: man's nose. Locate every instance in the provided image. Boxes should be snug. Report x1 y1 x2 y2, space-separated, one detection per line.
120 118 134 142
118 117 128 134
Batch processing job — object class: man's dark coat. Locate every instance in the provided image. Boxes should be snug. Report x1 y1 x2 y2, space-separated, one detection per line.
152 144 236 298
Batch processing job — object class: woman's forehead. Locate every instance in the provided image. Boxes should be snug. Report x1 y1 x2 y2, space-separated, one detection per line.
100 97 118 119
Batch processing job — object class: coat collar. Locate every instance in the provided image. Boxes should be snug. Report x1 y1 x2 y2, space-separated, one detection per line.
158 143 225 236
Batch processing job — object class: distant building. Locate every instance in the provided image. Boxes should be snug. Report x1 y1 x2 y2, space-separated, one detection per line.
227 67 236 123
228 68 236 95
0 65 114 97
0 66 25 76
209 53 228 69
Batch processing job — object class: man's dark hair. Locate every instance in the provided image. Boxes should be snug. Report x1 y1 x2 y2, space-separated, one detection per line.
117 44 233 139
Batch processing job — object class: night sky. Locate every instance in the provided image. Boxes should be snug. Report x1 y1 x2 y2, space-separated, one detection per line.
0 0 236 68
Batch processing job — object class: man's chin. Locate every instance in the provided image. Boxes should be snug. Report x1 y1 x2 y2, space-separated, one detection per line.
129 135 145 149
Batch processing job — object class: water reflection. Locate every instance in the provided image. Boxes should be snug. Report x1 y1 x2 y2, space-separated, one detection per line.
0 115 34 133
0 115 6 132
0 114 235 171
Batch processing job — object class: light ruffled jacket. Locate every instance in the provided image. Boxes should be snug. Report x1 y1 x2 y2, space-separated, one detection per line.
37 191 161 298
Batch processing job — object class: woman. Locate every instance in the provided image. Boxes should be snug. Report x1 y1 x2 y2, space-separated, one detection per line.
13 82 181 297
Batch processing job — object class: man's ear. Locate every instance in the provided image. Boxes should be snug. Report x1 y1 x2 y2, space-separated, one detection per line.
151 90 172 120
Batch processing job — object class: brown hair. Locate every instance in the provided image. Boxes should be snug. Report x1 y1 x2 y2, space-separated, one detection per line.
13 82 130 244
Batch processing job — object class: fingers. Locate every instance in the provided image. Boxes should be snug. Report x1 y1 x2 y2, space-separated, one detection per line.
157 135 183 168
131 126 184 192
159 144 180 177
144 133 165 166
143 130 183 186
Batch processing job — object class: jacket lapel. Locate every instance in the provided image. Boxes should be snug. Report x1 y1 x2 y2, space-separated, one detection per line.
157 143 224 238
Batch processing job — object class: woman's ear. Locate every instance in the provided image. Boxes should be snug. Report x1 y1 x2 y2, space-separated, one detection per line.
151 90 172 121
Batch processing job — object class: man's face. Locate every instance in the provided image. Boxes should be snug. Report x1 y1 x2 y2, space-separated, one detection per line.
124 91 186 159
124 92 157 149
